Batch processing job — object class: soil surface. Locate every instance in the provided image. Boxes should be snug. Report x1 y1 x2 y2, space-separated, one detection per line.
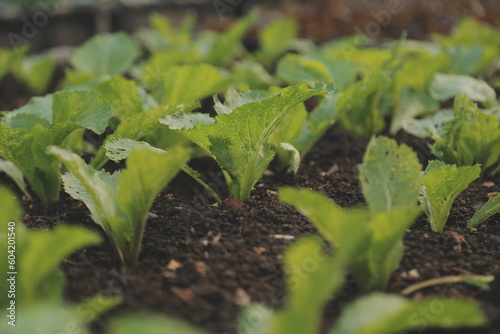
19 126 500 334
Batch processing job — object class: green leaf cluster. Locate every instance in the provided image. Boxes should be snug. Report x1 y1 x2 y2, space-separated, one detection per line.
161 83 331 200
49 145 189 266
0 90 113 203
431 94 500 175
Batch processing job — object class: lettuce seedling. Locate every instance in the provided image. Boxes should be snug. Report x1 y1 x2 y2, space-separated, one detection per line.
429 74 497 107
12 52 55 95
109 313 204 334
359 137 422 213
160 83 332 200
145 63 231 105
0 90 113 204
335 70 392 137
49 145 189 267
467 193 500 228
90 102 197 169
0 187 102 307
240 233 485 334
431 95 500 176
420 160 480 233
255 17 299 69
0 45 28 80
64 32 141 87
240 234 365 334
278 188 420 292
328 293 485 334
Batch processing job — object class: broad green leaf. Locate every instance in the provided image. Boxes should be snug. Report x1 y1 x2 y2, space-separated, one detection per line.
335 70 391 137
0 159 31 199
50 145 189 267
104 137 223 205
0 305 91 334
91 103 196 169
429 74 496 107
52 90 113 134
71 32 141 76
0 46 28 79
278 187 368 247
390 88 439 134
329 293 485 334
431 94 500 174
13 53 55 95
270 102 308 169
276 54 331 86
421 161 480 233
96 76 144 120
279 188 420 292
0 187 23 309
2 95 53 130
359 137 422 213
443 45 496 76
161 83 331 200
232 60 275 90
108 313 203 334
77 294 123 323
116 146 189 264
468 193 500 228
257 18 298 68
18 225 101 305
402 109 453 139
435 18 500 48
270 236 361 334
279 143 301 173
352 208 421 292
152 63 230 105
206 11 258 65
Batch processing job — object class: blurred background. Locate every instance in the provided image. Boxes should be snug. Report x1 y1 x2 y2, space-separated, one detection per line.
1 0 500 52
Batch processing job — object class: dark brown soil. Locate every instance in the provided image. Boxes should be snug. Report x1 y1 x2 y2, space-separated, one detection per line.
20 126 500 334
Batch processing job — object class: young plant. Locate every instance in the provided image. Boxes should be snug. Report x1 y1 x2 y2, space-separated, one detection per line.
278 188 420 292
240 235 485 334
64 32 141 87
0 187 102 307
240 234 365 334
467 193 500 228
431 94 500 175
359 136 422 213
0 90 113 204
328 293 485 334
160 83 332 201
255 17 299 69
429 74 497 108
12 52 55 95
420 160 480 233
49 145 190 267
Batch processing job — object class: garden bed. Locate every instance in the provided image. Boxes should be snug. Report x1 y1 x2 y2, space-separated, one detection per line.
21 125 500 334
1 2 500 334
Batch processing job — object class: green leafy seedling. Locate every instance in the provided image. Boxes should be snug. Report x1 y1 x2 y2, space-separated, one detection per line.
359 136 422 213
0 187 102 307
278 188 420 292
329 293 485 334
0 90 113 204
160 83 332 200
240 233 364 334
49 145 190 267
420 160 480 233
431 94 500 175
467 193 500 228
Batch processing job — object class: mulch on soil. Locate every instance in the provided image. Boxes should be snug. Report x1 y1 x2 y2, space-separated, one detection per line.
20 126 500 334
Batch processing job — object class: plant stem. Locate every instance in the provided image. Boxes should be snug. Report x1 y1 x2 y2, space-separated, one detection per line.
401 275 494 295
